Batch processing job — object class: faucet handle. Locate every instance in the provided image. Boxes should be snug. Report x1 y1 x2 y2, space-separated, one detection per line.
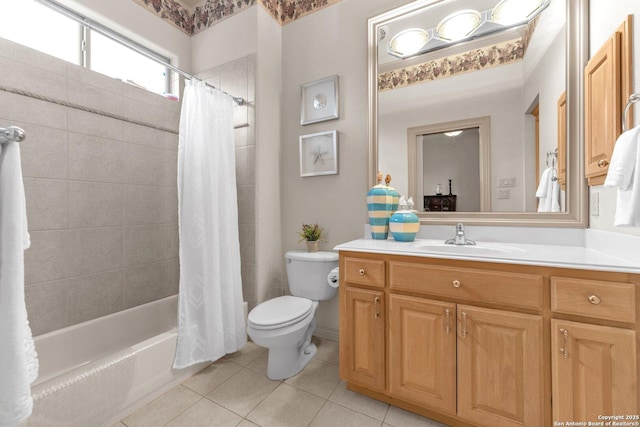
456 223 464 233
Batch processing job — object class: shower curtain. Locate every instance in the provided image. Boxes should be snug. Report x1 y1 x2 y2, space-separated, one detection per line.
173 80 247 369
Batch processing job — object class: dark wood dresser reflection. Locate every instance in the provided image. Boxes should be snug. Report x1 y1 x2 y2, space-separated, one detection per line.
424 195 457 211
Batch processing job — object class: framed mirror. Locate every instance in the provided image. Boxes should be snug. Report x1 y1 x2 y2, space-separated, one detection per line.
368 0 589 226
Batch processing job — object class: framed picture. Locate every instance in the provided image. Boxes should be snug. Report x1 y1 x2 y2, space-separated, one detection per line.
299 130 338 177
300 75 339 125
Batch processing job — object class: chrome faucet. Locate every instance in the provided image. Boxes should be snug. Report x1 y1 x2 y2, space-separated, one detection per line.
445 223 476 246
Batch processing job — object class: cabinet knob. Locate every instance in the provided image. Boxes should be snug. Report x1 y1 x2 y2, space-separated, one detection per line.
452 280 461 288
588 294 601 305
359 268 365 276
597 159 609 168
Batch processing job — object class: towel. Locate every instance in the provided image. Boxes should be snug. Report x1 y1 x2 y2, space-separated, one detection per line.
604 126 640 226
0 141 38 427
536 167 560 212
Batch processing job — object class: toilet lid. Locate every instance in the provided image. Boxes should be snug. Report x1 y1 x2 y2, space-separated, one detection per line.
248 296 313 329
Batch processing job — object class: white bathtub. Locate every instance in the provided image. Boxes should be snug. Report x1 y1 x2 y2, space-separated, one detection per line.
22 295 208 427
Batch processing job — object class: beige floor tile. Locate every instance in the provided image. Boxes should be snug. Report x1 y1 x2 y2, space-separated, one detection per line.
284 359 340 399
310 401 383 427
122 385 200 427
223 341 267 367
237 420 260 427
329 381 389 421
111 423 126 427
182 360 243 395
247 383 325 427
384 406 450 427
206 368 280 417
312 338 339 365
245 351 269 376
165 398 242 427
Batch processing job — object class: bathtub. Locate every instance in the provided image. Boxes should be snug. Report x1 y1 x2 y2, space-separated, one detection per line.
22 295 208 427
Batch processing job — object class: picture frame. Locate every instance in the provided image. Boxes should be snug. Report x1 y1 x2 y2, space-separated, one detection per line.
300 75 339 125
299 130 338 177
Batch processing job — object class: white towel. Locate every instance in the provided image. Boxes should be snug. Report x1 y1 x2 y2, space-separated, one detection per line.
604 126 640 226
0 141 38 427
536 167 560 212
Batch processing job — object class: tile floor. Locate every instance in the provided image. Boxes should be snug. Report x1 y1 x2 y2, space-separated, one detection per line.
114 337 449 427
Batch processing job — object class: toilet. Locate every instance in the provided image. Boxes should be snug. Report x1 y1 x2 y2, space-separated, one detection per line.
247 251 339 380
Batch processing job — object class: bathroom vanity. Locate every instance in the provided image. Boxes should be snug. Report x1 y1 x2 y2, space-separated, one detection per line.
336 239 640 427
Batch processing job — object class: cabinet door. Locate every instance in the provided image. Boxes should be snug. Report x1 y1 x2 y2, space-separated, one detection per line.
389 295 456 413
340 286 385 390
551 319 637 423
457 306 544 427
585 31 621 183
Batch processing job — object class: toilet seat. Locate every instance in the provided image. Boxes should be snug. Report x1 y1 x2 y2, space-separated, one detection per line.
248 296 313 330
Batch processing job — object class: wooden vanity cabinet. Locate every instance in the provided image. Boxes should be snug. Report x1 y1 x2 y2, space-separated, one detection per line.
550 277 638 422
339 251 640 427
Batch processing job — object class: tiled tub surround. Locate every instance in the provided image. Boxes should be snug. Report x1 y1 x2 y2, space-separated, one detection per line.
0 37 180 336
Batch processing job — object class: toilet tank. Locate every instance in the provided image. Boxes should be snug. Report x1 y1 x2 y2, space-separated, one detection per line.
285 251 338 301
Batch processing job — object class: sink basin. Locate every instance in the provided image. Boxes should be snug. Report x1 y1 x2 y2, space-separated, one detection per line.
417 243 523 257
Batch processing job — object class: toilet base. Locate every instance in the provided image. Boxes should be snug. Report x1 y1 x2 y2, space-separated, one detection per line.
267 342 317 380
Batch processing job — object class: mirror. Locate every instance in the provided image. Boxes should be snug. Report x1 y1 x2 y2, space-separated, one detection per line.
368 0 588 226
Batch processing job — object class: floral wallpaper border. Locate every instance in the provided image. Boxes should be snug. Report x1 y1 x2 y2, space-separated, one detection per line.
378 39 525 92
131 0 342 35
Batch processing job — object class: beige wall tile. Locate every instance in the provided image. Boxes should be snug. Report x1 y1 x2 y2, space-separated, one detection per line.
68 181 124 228
235 145 256 186
237 185 256 225
67 270 124 325
16 122 67 179
234 126 249 148
24 230 67 285
68 79 124 117
239 223 256 265
24 178 67 230
65 227 123 277
122 143 169 186
0 91 66 130
68 132 124 183
241 262 257 305
122 98 172 131
25 280 68 336
123 185 169 225
66 63 124 94
124 261 174 308
0 55 67 101
123 121 178 151
67 109 124 140
123 224 174 267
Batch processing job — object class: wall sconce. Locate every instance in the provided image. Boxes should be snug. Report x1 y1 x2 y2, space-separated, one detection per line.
387 0 550 59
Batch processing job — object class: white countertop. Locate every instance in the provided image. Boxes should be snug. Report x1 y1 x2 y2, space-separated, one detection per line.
334 237 640 274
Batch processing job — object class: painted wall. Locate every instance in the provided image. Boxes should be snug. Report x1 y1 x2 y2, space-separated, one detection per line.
589 0 640 236
0 37 181 336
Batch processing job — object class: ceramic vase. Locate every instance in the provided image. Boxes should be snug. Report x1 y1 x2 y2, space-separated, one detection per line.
367 183 393 239
389 210 420 242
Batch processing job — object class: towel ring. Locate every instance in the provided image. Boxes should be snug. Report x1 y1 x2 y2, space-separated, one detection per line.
623 93 640 132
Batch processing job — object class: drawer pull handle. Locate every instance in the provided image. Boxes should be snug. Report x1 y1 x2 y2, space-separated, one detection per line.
359 269 366 276
374 297 380 319
597 159 609 168
560 328 569 358
444 308 451 334
452 280 461 288
588 295 601 305
461 312 467 338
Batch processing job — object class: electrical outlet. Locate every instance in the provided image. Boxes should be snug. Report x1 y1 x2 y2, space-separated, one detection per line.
591 191 599 216
497 189 510 199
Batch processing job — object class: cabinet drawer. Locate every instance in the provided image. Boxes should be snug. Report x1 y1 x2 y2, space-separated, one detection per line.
389 262 543 309
343 257 385 288
551 277 636 323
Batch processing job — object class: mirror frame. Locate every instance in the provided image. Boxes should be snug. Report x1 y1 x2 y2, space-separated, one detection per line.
368 0 589 227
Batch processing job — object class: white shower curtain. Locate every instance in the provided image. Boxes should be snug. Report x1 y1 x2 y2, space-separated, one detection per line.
173 80 247 369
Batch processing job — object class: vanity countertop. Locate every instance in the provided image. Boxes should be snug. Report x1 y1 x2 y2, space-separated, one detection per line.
335 238 640 274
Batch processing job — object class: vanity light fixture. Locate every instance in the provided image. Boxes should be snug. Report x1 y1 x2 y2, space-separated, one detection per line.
386 0 550 59
388 28 430 57
436 9 482 42
444 130 463 137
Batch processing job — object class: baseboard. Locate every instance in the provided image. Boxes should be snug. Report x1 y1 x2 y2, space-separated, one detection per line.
313 325 339 342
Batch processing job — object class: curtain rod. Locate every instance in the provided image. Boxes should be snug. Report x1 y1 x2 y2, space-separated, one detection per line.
33 0 245 106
